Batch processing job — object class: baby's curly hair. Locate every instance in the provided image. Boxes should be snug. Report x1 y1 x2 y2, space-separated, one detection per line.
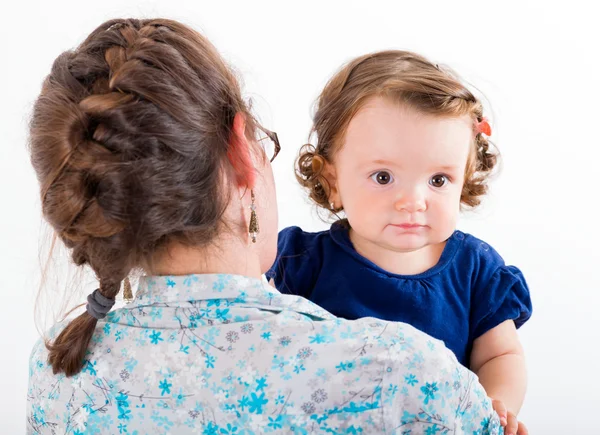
296 50 497 213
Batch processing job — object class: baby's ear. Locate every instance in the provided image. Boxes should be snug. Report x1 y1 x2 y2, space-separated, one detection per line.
321 161 340 206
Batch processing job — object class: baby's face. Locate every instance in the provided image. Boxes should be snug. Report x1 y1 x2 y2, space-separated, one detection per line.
330 96 472 254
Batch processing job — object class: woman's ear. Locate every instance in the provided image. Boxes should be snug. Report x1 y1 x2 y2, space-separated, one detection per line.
227 112 256 188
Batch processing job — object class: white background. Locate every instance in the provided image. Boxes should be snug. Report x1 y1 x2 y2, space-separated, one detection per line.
1 1 599 433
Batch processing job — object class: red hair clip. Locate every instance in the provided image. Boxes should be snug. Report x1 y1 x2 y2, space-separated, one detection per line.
476 117 492 136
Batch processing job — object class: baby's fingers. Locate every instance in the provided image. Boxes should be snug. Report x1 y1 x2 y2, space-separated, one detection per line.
491 399 507 426
517 421 529 435
505 412 518 435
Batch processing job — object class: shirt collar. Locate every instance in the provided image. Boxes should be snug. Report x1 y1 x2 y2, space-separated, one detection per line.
128 273 335 321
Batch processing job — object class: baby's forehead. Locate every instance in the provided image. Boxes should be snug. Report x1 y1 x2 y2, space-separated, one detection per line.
342 132 471 164
361 154 467 172
344 103 472 148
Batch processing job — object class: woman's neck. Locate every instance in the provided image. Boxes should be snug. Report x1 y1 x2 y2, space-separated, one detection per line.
151 235 262 279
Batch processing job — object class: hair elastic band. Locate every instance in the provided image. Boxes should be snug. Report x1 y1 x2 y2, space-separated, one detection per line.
86 289 116 320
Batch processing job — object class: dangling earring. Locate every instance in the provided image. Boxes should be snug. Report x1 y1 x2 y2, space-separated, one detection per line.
249 190 259 243
330 202 335 211
122 277 133 303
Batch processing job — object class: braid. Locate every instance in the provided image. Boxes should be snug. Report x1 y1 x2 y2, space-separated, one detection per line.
31 18 258 376
37 21 152 376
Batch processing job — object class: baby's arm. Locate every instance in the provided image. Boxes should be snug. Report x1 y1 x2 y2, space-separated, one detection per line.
470 319 527 433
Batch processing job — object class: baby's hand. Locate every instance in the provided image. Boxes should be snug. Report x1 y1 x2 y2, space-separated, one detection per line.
492 399 528 435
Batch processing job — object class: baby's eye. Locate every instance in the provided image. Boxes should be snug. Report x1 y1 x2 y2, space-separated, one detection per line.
370 171 393 185
429 174 449 188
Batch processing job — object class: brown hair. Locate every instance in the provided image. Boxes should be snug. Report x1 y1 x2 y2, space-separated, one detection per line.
297 50 497 212
29 18 258 376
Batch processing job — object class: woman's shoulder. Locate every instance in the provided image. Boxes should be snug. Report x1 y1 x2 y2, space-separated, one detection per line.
321 315 463 381
29 320 68 364
336 316 501 432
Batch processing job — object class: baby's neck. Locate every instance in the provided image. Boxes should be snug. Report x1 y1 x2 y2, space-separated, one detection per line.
349 230 446 276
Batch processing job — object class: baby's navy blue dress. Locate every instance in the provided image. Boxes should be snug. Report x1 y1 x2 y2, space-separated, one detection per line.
266 222 532 366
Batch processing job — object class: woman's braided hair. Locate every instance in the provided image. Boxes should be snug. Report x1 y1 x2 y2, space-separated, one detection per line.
29 18 257 376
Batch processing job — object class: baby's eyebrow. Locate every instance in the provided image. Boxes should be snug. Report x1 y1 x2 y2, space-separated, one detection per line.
370 158 397 166
435 165 460 171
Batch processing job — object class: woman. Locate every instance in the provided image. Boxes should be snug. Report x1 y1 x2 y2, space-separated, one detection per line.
27 18 501 434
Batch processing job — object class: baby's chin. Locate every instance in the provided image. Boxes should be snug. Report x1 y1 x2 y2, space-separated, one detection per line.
377 232 445 254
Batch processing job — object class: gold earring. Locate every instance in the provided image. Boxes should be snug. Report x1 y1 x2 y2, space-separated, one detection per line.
249 190 259 243
122 277 133 303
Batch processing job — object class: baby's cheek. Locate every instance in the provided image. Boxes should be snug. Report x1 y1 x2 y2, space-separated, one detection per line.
434 199 460 231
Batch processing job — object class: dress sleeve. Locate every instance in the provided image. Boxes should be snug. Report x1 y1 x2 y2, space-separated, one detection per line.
471 264 533 340
265 226 322 299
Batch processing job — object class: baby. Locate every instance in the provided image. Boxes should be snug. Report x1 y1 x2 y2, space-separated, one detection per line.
268 50 532 435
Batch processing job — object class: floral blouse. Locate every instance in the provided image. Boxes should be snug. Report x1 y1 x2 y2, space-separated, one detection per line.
27 274 502 434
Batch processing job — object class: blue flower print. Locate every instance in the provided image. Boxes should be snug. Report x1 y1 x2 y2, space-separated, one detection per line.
124 358 137 373
27 273 502 434
174 388 187 406
272 355 289 372
83 360 97 376
400 410 416 425
336 360 356 373
215 308 230 322
202 421 218 435
293 363 306 374
183 275 199 287
248 392 268 414
309 333 327 344
420 382 439 404
219 423 239 434
159 379 172 396
212 276 227 292
405 374 419 386
149 330 163 344
255 376 268 391
205 354 216 369
237 395 250 411
268 416 283 429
